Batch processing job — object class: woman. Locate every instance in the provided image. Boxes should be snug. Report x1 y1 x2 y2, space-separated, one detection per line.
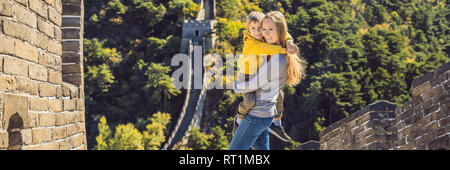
229 11 307 150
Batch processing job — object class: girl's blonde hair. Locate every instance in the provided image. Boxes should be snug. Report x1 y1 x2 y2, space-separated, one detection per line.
264 11 307 86
245 11 265 30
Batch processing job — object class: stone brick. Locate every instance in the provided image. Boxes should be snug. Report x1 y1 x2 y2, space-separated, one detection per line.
0 75 16 91
0 132 8 149
39 83 56 97
29 0 48 18
45 0 55 7
55 0 62 14
48 70 62 84
29 64 48 81
431 72 447 87
423 121 439 135
439 116 450 128
62 16 80 27
62 3 80 15
62 28 80 39
39 113 56 127
62 63 81 74
427 134 449 150
32 127 52 144
56 85 62 98
15 40 38 63
71 135 83 148
398 140 415 150
48 7 61 26
62 84 70 97
21 129 32 145
13 4 37 28
53 126 67 140
62 52 80 63
62 40 80 51
24 141 59 150
55 113 69 125
54 56 62 71
398 125 413 138
0 0 13 16
66 123 77 135
76 99 83 111
37 17 55 38
433 92 450 106
70 85 78 98
356 112 371 126
412 81 431 97
4 57 28 76
16 77 38 95
420 86 443 101
15 0 27 7
0 36 15 55
27 28 49 50
48 99 62 112
63 99 75 111
444 81 450 91
48 39 62 55
25 111 39 128
69 111 81 123
420 99 434 113
30 97 48 111
54 25 61 40
63 74 82 85
423 105 439 116
38 51 57 69
58 139 71 150
2 19 28 41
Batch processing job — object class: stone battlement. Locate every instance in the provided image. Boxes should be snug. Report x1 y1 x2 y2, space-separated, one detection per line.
319 62 450 150
0 0 86 150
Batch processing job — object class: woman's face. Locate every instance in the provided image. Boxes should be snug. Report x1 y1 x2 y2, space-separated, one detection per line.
261 18 280 45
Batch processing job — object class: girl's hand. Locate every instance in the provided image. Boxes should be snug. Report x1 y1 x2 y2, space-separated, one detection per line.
287 41 299 55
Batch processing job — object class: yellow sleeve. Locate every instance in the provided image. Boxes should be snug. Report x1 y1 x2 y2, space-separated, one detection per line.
243 38 287 57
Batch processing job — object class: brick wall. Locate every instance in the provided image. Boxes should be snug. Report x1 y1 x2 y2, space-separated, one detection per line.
320 62 450 150
392 63 449 150
0 0 86 150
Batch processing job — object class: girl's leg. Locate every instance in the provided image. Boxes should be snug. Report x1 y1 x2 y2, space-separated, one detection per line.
229 115 273 150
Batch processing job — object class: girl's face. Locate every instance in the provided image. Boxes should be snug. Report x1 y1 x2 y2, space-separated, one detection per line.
261 18 280 45
249 21 263 40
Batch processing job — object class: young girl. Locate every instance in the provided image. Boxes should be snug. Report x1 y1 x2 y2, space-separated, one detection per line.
233 11 300 142
230 11 307 150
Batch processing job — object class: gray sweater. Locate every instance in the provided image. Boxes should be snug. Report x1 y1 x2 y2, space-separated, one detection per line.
234 54 287 117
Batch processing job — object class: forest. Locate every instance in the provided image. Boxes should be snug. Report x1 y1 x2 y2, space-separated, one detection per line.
83 0 449 150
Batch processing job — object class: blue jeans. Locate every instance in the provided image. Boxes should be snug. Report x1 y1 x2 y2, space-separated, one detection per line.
229 114 274 150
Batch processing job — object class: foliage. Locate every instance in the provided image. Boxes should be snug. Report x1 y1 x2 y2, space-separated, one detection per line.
95 112 171 150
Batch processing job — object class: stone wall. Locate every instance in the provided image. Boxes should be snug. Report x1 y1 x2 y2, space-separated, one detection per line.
320 62 450 150
0 0 86 150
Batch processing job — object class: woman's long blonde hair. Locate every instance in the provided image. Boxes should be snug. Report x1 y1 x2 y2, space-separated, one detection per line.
264 11 307 86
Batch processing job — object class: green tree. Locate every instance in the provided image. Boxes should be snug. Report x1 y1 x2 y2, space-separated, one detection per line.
207 126 229 150
143 112 172 150
186 127 210 150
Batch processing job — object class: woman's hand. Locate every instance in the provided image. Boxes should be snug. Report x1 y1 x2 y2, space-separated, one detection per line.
287 41 299 55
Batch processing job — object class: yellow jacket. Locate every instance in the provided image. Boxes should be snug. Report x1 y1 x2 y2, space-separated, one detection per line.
238 31 293 74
